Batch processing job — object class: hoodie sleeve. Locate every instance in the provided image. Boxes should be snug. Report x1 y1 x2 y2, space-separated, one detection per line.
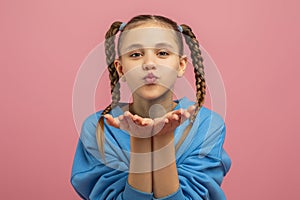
70 114 154 200
167 111 232 200
178 129 230 199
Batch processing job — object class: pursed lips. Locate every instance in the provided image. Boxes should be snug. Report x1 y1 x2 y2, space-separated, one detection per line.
143 73 159 84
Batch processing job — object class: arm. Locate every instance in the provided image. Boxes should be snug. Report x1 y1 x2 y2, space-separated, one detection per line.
152 108 231 200
128 136 152 193
151 109 192 199
71 139 128 200
108 109 190 198
175 112 231 200
110 112 153 193
152 133 179 198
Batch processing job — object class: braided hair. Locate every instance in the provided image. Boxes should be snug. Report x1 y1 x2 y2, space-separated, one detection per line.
175 24 206 151
96 21 122 157
96 15 206 157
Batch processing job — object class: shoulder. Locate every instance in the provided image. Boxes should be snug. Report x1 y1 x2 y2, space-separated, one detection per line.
194 106 226 158
79 109 130 157
194 105 226 143
78 110 103 158
177 98 227 159
80 110 102 139
178 96 225 128
197 106 225 130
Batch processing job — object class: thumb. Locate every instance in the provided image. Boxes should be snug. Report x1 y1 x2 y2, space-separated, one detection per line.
104 114 120 128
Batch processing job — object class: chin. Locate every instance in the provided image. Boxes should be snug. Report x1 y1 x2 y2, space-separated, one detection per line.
134 86 171 101
137 92 162 101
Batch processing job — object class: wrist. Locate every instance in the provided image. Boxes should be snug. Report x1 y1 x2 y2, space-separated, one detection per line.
130 136 152 153
129 136 152 174
153 132 174 149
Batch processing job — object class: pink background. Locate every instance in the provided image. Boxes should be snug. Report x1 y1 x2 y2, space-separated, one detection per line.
1 0 299 199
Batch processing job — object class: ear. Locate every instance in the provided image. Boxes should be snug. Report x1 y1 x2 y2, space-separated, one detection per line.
177 55 188 78
114 59 126 81
114 59 123 76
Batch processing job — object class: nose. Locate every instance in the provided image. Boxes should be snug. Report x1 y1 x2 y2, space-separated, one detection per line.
142 63 156 70
142 51 157 70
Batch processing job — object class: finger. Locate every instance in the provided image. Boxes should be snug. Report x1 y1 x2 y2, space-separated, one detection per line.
168 113 182 127
163 112 177 125
129 113 154 127
141 118 154 126
172 113 179 121
124 113 141 129
187 105 196 115
123 112 132 123
132 114 139 122
104 114 120 128
126 111 149 127
124 111 134 118
164 118 169 123
179 110 190 123
132 115 146 126
164 111 174 120
104 114 113 122
172 108 184 116
168 109 183 121
118 114 130 130
183 110 191 119
124 112 137 124
118 114 124 121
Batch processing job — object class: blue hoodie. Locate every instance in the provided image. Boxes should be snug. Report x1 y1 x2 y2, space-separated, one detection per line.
71 97 231 200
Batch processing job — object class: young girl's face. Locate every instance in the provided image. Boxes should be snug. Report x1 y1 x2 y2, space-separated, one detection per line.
114 22 187 101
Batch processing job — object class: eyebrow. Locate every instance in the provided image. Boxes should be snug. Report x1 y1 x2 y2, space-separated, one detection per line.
123 42 176 52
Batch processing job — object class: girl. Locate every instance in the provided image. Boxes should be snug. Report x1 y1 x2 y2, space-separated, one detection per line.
71 14 231 200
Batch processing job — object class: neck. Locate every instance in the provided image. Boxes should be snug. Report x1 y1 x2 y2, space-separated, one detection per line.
130 92 176 118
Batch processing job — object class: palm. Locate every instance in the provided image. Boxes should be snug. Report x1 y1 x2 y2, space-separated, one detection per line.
105 111 153 138
105 105 195 138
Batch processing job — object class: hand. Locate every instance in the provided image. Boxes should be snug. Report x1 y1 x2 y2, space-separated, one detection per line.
104 105 196 138
152 105 196 136
105 111 154 138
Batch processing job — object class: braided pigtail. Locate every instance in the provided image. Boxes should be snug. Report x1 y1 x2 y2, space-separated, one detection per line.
175 24 207 151
181 24 206 113
96 21 123 158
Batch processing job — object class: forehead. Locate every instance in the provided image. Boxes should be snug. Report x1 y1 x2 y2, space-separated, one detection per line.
119 27 179 54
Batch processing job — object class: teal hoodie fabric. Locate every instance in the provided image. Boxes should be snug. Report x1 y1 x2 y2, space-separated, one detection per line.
71 97 231 200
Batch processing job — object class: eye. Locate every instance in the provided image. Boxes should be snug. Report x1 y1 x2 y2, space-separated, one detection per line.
157 50 170 57
129 52 143 58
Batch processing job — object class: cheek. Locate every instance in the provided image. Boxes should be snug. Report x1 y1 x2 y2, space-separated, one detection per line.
122 66 144 91
159 60 181 75
121 59 144 72
158 66 178 86
159 58 179 66
158 62 179 76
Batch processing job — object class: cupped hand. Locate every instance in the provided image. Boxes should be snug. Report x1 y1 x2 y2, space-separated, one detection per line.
152 105 196 136
105 111 154 138
104 105 196 138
